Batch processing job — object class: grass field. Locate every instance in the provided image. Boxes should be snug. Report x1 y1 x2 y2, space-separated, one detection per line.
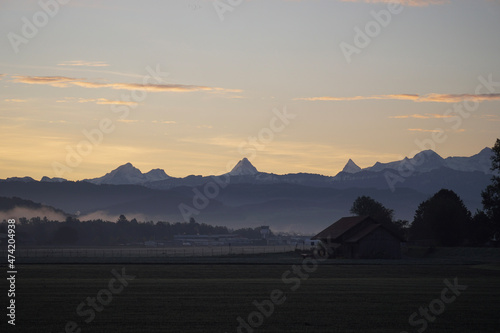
3 263 500 333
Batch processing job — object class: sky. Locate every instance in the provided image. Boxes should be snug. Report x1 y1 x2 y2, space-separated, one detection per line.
1 0 499 181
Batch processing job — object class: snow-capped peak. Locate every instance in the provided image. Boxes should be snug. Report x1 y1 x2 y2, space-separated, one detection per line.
85 163 171 185
40 176 67 183
87 163 144 185
144 168 170 182
229 158 259 176
341 159 361 174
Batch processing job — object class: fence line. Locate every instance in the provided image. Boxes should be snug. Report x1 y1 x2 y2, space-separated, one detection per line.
2 245 297 259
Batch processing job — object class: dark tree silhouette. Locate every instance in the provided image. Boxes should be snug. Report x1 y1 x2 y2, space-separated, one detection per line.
53 225 79 245
117 214 128 224
410 189 471 246
481 138 500 238
350 195 394 225
468 210 494 245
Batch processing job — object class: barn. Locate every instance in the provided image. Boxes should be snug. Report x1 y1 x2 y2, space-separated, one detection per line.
312 216 404 259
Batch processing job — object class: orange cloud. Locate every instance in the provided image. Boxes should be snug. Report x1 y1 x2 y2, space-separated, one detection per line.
152 120 177 124
4 99 27 103
408 128 443 133
12 76 75 87
76 98 138 106
295 94 419 102
12 75 241 94
295 93 500 103
58 60 110 67
117 119 141 123
419 93 500 103
95 98 138 106
390 113 453 119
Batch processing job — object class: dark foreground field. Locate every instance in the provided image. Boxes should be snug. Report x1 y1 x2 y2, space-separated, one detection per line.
3 263 500 333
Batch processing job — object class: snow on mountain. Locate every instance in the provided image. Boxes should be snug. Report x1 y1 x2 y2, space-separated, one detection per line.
364 150 444 173
341 159 361 174
445 147 493 174
363 148 492 174
40 176 67 183
86 163 170 185
229 158 259 176
72 147 494 187
408 150 446 172
144 169 170 182
4 176 36 183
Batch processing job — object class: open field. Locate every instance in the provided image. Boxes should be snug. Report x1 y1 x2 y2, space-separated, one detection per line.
2 245 297 264
2 263 500 333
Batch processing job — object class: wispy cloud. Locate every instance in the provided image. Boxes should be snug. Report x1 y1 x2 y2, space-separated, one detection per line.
408 128 443 133
13 76 75 88
96 99 138 106
419 93 500 103
12 75 242 94
408 128 466 133
58 60 110 67
117 119 141 124
0 64 147 80
478 114 500 122
152 120 177 124
295 94 418 102
77 98 138 106
295 93 500 103
390 113 453 119
4 99 27 103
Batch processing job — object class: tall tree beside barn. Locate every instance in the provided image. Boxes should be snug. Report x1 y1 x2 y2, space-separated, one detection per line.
410 189 471 246
481 138 500 238
350 196 394 225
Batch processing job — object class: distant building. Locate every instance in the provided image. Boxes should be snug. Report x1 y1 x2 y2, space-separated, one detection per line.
260 226 270 239
173 234 250 246
312 216 404 259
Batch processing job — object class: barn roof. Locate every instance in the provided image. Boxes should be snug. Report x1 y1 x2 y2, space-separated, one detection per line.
312 216 374 241
312 216 405 242
344 224 381 243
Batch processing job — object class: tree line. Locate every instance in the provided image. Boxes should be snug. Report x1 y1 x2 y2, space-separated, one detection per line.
350 138 500 246
0 216 270 246
2 139 499 248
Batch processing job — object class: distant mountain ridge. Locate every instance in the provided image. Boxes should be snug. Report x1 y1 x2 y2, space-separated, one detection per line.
3 147 492 185
83 162 170 185
349 148 493 175
0 147 494 233
77 147 492 186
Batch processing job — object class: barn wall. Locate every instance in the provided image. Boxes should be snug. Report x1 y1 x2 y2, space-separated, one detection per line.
338 220 374 243
355 228 401 259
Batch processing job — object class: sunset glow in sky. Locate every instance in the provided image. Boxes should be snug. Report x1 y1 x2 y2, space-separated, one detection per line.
1 0 499 180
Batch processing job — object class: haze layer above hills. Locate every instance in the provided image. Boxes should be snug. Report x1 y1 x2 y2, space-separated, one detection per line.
0 148 493 233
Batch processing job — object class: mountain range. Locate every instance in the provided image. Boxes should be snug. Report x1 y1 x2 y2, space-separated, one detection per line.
0 148 494 233
8 147 490 186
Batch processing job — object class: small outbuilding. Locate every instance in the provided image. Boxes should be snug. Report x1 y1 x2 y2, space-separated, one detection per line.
312 216 404 259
